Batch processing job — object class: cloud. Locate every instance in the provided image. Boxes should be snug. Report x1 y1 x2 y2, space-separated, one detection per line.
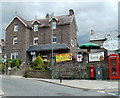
1 1 118 45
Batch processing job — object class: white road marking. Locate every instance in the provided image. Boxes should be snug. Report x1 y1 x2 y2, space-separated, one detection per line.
97 91 105 93
97 90 118 96
107 93 116 96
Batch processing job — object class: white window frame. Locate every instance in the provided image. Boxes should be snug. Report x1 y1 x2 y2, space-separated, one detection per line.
52 22 56 29
13 37 18 45
33 37 38 45
14 25 18 32
11 52 18 59
34 24 38 32
52 34 57 43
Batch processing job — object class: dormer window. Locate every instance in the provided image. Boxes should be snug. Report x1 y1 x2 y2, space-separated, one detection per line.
34 25 38 32
14 25 18 31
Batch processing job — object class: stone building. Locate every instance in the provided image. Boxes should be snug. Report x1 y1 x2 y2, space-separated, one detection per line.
90 30 119 55
3 9 78 64
89 30 119 79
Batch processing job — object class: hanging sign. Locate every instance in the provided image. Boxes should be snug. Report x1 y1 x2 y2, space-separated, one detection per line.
103 39 119 51
77 54 82 62
56 53 72 62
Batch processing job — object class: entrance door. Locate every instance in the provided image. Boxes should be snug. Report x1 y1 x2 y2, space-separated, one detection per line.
108 54 120 79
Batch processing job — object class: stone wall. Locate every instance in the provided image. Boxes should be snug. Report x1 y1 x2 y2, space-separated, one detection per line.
25 70 51 79
89 60 109 79
54 56 109 79
10 62 27 76
54 61 80 79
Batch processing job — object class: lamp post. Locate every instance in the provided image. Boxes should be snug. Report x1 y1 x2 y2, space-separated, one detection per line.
49 13 57 79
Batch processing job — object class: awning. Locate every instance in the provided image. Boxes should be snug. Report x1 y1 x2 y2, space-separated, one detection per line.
79 43 101 49
27 43 70 52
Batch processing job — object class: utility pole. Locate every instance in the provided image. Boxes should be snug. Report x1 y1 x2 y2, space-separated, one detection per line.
49 13 57 79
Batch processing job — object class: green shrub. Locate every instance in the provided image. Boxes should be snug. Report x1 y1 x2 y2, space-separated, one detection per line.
15 59 20 68
7 61 12 67
0 58 22 70
27 67 33 71
32 56 45 70
11 59 17 67
2 64 4 73
0 61 2 64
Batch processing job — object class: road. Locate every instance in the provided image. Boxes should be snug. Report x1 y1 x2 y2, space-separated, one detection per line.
1 76 117 96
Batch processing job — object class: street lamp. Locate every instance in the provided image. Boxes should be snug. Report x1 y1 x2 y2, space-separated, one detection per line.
49 13 57 79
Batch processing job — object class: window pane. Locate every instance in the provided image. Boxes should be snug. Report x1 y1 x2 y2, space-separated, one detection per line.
52 34 57 43
33 37 38 45
11 52 18 59
34 25 38 31
14 25 18 31
52 22 56 29
13 37 18 45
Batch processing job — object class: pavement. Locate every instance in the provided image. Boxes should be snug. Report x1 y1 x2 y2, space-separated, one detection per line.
9 75 119 90
36 79 119 91
0 75 4 97
1 75 120 96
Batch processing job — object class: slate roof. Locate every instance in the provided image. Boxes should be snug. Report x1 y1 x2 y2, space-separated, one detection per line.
90 32 118 41
27 43 70 52
16 15 74 29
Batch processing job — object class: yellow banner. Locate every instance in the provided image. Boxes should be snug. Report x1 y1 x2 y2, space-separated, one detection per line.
56 53 73 62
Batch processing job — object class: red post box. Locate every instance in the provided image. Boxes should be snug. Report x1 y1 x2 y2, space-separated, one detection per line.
90 66 95 78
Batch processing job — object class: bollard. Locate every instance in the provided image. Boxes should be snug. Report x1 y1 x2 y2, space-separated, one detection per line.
59 75 62 83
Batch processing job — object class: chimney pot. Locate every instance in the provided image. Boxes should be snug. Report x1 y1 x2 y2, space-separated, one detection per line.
90 30 95 35
45 13 50 18
69 9 74 16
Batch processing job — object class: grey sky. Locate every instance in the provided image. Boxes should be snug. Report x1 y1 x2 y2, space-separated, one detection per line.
0 1 118 45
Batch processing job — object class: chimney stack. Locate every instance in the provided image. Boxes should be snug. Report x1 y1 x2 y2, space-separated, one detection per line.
1 39 5 46
69 9 74 16
90 30 95 35
45 13 50 18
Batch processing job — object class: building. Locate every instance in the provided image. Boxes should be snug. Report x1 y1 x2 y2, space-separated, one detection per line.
90 30 119 55
89 30 120 79
3 9 78 64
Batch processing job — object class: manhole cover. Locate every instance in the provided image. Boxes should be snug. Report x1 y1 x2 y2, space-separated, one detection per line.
56 93 74 96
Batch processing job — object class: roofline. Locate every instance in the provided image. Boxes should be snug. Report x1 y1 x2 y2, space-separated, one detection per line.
5 15 27 30
90 38 107 41
49 17 59 22
31 20 41 24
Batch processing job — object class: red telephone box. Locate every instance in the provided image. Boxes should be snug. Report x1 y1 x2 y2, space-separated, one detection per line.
108 54 120 79
90 66 95 78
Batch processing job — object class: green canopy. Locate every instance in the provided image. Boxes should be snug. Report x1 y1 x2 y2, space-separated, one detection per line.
79 43 101 49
